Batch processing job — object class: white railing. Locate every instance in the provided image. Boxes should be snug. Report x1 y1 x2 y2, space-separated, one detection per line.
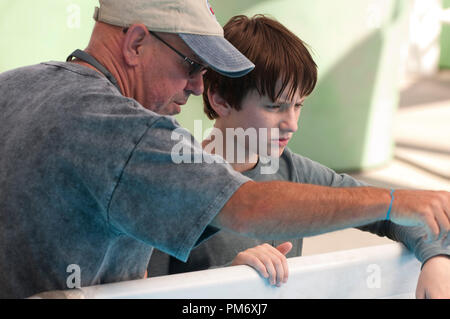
30 243 421 299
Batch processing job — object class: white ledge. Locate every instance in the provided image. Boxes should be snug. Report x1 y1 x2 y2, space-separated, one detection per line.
30 243 421 299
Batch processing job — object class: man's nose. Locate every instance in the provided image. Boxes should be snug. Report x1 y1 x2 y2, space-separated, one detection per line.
185 72 204 96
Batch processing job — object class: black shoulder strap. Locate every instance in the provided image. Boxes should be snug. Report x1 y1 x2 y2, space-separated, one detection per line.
67 49 120 92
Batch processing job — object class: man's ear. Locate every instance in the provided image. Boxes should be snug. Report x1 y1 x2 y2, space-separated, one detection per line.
122 24 148 66
207 88 232 118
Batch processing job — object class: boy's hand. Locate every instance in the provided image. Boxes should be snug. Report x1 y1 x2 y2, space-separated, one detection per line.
416 255 450 299
231 242 293 287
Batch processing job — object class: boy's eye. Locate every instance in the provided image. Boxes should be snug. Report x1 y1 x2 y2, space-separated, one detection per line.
265 102 304 110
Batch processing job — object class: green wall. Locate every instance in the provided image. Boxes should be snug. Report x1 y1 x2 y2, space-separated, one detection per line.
0 1 95 72
441 0 450 69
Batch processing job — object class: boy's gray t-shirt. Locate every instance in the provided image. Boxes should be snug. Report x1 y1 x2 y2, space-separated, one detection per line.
148 147 450 276
0 62 251 298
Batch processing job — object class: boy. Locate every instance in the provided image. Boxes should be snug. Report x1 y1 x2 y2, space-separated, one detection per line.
148 15 449 295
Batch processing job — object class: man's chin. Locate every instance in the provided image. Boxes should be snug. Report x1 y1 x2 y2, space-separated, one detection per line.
170 102 183 115
151 103 182 116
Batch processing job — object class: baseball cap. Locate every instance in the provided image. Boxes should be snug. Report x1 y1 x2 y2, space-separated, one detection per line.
93 0 255 78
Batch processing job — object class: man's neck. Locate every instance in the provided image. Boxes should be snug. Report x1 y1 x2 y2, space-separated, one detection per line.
71 49 131 98
69 22 133 98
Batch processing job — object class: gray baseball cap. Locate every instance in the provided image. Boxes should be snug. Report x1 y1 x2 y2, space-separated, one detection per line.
93 0 255 78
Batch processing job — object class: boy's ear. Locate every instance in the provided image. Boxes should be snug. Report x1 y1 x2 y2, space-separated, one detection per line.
207 88 232 118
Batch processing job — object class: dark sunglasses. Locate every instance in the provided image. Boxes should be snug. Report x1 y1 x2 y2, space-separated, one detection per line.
123 27 208 77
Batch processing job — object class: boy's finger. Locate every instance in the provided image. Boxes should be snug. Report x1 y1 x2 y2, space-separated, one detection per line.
276 241 293 256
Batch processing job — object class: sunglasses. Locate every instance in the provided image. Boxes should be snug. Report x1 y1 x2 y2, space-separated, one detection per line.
123 27 208 77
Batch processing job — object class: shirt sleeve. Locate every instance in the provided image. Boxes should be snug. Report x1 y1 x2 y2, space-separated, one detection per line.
107 116 251 262
288 149 450 264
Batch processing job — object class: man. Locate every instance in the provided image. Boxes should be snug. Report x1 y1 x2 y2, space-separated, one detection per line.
0 0 448 299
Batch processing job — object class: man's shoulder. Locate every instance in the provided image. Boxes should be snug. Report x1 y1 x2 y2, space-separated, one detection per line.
1 60 177 131
1 61 96 82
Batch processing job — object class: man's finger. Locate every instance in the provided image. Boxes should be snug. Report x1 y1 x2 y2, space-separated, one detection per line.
435 209 450 241
423 215 440 242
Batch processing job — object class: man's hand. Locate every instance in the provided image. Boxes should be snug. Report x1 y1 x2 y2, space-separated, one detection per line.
231 242 293 287
391 190 450 242
416 255 450 299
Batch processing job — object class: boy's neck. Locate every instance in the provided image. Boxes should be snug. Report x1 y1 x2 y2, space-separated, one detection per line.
202 126 259 173
229 160 259 173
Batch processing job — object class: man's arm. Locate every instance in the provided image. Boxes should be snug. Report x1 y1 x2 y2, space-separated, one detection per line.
212 181 450 242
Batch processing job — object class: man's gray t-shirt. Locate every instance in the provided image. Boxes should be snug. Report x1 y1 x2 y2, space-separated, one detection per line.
0 62 250 298
148 147 450 276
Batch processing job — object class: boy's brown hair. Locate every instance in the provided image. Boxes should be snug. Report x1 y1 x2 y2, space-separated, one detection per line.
203 14 318 119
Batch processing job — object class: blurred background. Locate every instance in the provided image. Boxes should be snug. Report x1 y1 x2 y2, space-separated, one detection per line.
1 0 448 254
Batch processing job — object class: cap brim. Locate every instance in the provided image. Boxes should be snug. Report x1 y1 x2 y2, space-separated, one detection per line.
179 33 255 78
